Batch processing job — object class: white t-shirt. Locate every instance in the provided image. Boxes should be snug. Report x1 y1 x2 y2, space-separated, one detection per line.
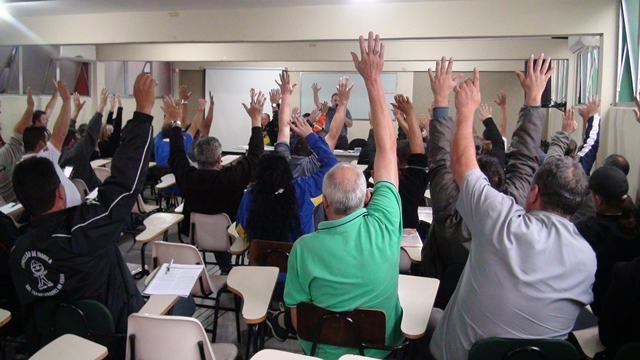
430 169 596 360
22 142 83 208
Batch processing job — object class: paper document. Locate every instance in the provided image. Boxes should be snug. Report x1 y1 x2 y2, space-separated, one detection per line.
142 264 204 297
401 229 423 248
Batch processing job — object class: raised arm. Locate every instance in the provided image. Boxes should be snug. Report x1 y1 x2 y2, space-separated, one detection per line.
201 91 214 137
49 81 72 151
179 85 191 127
186 99 205 138
451 68 481 185
351 32 397 187
494 91 507 137
276 70 297 143
478 103 505 164
15 88 35 135
44 79 59 119
545 108 577 161
576 96 601 175
311 82 322 109
70 92 86 127
392 95 423 154
325 76 354 150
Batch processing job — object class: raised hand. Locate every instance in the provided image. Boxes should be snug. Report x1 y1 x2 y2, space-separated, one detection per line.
516 54 555 107
309 108 321 123
428 57 463 107
73 92 86 112
561 108 577 134
351 31 385 83
427 101 434 119
276 70 297 97
117 94 122 108
311 82 321 94
269 88 281 105
58 81 71 102
160 95 182 124
336 76 355 105
179 85 191 102
494 91 507 108
418 113 430 135
453 68 481 115
290 114 313 138
478 103 492 121
391 94 414 117
321 101 329 114
209 91 214 107
109 95 116 112
578 95 600 123
97 88 108 113
133 73 157 115
26 87 34 109
198 99 207 109
242 88 266 126
292 107 299 117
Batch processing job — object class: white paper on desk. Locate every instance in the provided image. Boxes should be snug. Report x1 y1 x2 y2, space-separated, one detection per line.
0 202 16 214
142 264 204 297
401 231 423 247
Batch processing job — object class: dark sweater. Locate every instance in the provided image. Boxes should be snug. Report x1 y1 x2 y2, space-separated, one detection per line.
399 153 429 230
169 126 264 236
59 111 103 191
98 107 123 159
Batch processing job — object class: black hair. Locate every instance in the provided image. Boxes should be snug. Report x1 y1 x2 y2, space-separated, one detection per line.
246 153 302 242
533 157 587 216
23 126 49 153
13 157 61 216
477 155 506 192
292 137 313 157
63 129 78 148
396 140 411 168
603 154 630 176
32 110 46 125
565 139 577 157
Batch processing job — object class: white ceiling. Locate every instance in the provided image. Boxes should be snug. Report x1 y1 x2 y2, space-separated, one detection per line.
2 0 469 17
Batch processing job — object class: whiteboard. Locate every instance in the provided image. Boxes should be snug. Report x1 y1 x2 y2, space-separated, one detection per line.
205 67 284 152
300 72 397 120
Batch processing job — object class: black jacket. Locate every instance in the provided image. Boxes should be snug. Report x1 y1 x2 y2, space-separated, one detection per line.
10 111 153 334
59 111 103 191
98 107 123 159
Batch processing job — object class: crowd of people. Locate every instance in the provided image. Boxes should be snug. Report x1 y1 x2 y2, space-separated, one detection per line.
0 31 640 360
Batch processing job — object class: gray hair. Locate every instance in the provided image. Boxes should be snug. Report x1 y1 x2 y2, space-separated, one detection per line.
322 163 367 216
533 156 587 216
194 136 222 169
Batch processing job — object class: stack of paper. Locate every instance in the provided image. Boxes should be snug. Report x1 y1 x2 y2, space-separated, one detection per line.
143 264 204 297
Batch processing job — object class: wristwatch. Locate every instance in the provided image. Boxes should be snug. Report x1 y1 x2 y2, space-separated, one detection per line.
180 100 188 105
170 120 182 128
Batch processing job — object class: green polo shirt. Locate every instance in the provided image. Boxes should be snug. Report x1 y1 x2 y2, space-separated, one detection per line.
284 181 404 360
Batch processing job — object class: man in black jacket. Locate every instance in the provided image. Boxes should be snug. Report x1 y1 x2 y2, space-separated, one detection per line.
9 73 157 348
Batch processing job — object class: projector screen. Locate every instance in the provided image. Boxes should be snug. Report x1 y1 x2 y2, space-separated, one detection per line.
205 67 284 152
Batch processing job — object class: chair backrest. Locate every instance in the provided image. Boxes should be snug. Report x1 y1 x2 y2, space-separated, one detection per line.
296 302 387 356
190 212 232 252
615 342 640 360
249 239 293 273
94 167 111 182
131 194 150 215
126 313 216 360
71 178 89 198
348 138 368 151
32 299 120 348
468 337 579 360
151 242 213 296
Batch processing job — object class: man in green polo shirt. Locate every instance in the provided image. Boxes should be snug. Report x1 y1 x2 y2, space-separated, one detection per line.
283 31 403 360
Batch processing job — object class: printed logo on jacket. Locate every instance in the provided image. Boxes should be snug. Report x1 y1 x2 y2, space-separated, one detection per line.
20 251 65 297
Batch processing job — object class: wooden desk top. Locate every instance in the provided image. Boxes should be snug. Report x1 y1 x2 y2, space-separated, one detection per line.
156 174 176 190
90 158 111 169
221 154 241 167
227 266 278 324
135 213 184 243
251 349 321 359
573 326 605 359
398 274 439 339
338 355 378 360
174 202 184 213
0 202 24 217
0 308 11 327
139 295 179 316
30 334 108 360
400 246 422 264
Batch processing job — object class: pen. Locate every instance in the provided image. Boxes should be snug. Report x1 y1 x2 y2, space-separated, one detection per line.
166 259 174 274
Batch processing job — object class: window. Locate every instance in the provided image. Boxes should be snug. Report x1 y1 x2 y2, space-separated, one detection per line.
105 61 171 97
617 0 639 103
0 46 19 94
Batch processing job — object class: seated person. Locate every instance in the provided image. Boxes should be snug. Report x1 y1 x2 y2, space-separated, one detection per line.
22 81 82 208
9 73 156 353
312 81 353 150
477 103 506 165
283 33 404 359
597 256 640 358
0 212 22 337
0 89 34 203
429 55 596 360
575 166 640 316
153 98 203 168
60 89 109 192
169 89 265 274
236 71 337 243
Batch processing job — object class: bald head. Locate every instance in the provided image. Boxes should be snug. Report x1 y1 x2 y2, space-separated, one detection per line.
322 163 367 217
